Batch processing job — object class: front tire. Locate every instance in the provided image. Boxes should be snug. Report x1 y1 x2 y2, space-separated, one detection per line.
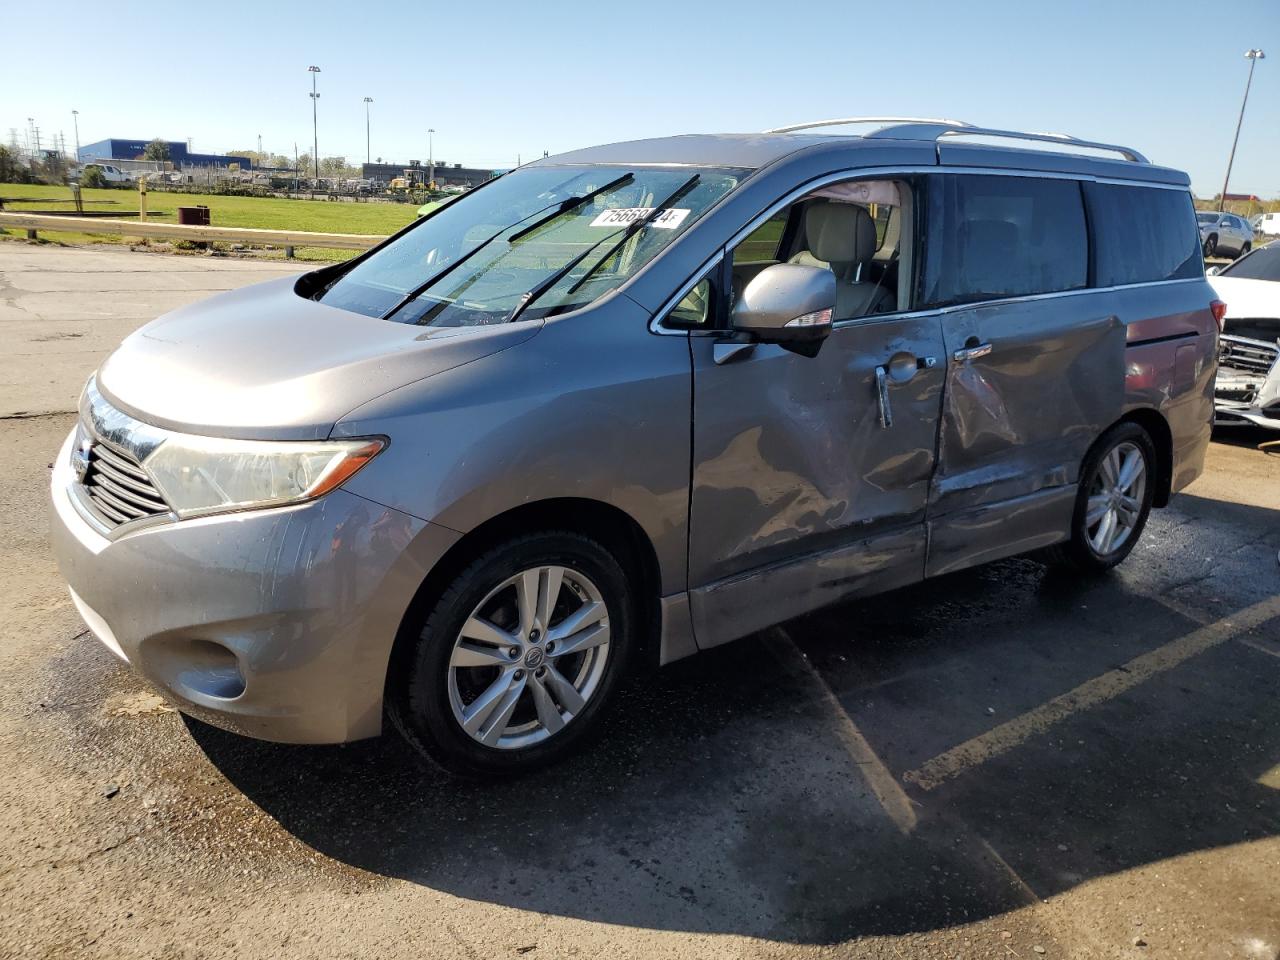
388 532 634 777
1043 422 1156 573
1203 235 1217 259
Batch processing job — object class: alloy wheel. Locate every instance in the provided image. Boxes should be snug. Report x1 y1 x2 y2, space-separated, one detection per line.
447 565 611 750
1085 441 1147 556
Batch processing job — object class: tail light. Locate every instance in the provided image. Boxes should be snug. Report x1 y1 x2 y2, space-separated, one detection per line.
1210 300 1227 333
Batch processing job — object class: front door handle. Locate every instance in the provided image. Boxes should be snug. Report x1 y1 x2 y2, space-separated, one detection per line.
953 340 992 362
874 365 892 428
873 353 936 429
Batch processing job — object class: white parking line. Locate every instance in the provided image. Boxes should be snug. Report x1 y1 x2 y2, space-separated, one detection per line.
903 595 1280 792
766 626 918 835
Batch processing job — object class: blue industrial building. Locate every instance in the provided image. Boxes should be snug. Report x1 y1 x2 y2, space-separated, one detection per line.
78 138 249 168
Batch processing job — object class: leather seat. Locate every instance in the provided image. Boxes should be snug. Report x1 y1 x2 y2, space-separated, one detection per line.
790 202 893 318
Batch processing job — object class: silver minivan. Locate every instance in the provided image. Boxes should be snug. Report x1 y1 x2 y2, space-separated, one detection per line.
51 119 1218 775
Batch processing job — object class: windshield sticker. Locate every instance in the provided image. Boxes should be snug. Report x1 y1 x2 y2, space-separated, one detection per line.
590 207 691 230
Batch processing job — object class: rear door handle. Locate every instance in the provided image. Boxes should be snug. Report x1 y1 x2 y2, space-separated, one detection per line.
953 341 992 362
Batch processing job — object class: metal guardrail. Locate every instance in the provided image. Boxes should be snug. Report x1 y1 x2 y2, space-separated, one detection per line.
0 212 386 256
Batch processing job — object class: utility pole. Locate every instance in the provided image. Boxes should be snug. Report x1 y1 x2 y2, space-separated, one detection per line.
308 65 321 183
71 110 80 160
1219 49 1265 212
363 97 374 166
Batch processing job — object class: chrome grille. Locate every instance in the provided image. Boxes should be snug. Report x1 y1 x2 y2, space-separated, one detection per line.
81 441 171 527
1219 335 1279 377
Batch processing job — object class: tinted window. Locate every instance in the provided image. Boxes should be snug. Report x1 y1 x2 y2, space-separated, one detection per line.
1196 212 1219 223
1088 183 1202 286
1219 243 1280 282
920 175 1087 308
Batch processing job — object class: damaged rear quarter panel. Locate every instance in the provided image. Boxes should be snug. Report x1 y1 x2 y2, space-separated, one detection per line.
1117 281 1218 487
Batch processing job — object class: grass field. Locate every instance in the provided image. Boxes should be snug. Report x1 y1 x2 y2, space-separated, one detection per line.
0 183 426 261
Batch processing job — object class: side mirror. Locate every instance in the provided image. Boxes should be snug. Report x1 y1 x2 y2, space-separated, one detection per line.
731 264 835 348
1207 265 1221 275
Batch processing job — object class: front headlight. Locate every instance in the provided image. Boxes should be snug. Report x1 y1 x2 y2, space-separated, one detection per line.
144 434 385 519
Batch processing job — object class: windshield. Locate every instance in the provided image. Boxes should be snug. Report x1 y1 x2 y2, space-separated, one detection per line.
1196 212 1219 223
318 165 745 325
1219 243 1280 282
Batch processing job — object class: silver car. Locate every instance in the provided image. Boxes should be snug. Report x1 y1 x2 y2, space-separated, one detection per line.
51 119 1217 775
1198 210 1254 259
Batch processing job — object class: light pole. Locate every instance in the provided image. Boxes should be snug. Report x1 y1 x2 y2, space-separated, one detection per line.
428 128 435 188
308 65 321 182
1218 48 1265 212
71 110 80 161
363 97 373 166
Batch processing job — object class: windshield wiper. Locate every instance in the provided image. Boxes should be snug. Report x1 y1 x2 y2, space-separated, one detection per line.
507 173 634 244
507 173 701 324
382 172 634 322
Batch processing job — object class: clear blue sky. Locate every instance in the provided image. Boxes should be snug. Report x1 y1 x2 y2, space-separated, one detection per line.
5 0 1277 197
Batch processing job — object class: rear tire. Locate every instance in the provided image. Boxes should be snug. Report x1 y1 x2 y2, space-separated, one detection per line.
388 531 634 777
1042 422 1156 573
1236 242 1251 259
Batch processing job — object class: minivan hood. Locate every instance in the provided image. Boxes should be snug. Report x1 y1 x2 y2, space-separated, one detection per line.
96 276 540 440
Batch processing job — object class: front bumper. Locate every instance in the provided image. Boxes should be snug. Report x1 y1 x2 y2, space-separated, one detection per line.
1214 400 1280 429
1215 335 1280 430
50 429 460 743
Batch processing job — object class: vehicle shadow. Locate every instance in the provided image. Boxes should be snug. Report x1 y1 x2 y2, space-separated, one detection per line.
1212 424 1280 451
187 496 1280 945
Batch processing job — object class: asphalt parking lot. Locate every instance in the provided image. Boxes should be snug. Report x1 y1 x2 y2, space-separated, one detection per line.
1 244 1278 960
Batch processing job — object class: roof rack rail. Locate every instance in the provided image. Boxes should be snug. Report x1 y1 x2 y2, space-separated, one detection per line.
766 116 974 135
871 125 1150 164
766 117 1149 164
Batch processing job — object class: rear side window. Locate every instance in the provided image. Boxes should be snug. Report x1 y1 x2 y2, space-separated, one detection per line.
920 175 1087 308
1087 183 1202 286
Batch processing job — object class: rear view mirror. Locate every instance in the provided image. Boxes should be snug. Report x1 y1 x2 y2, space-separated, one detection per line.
731 264 836 348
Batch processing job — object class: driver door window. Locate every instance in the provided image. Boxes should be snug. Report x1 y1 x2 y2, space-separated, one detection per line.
729 178 914 322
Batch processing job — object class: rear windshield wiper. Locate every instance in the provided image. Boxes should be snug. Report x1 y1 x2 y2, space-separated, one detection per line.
507 174 701 324
382 173 634 322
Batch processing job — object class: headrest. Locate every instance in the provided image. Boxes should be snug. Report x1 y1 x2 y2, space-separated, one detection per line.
804 202 877 266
